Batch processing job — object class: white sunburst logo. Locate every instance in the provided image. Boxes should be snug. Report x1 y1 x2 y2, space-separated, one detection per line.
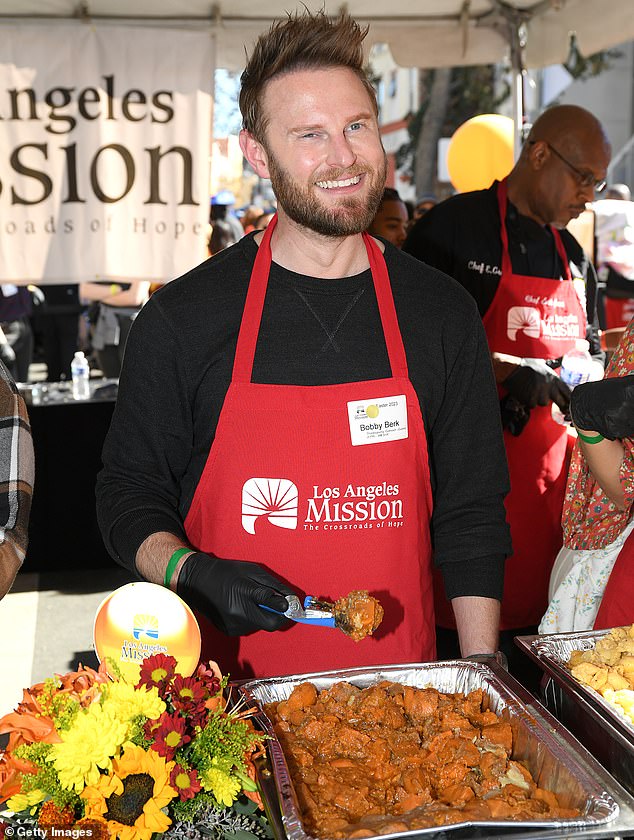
242 478 299 534
507 306 541 341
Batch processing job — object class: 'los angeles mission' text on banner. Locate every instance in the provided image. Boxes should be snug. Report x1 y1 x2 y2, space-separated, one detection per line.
0 23 213 283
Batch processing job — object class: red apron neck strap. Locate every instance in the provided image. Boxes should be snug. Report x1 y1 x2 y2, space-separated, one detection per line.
232 216 409 383
362 232 409 379
551 227 573 282
497 178 572 283
496 178 513 278
232 214 278 383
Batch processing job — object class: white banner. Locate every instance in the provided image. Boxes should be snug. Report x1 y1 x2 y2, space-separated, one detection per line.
0 23 213 284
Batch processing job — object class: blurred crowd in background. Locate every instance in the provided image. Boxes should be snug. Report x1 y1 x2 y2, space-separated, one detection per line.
4 179 633 386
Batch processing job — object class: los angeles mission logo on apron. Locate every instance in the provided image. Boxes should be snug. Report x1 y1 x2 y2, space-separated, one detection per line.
506 295 582 343
241 476 406 535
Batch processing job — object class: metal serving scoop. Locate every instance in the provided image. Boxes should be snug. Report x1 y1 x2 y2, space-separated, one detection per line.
259 594 337 628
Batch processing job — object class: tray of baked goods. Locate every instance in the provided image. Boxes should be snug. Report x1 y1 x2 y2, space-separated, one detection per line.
238 661 622 840
516 624 634 794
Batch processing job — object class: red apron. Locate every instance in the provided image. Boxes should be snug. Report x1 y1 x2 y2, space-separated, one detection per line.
184 217 436 679
594 527 634 630
434 179 587 631
604 296 634 330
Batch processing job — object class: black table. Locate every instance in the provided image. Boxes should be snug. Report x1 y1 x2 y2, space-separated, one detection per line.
22 381 119 572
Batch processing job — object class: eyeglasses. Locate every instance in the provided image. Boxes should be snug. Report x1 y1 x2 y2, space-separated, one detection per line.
530 140 606 193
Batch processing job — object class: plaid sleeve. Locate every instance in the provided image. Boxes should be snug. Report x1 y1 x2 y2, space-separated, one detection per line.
0 361 34 566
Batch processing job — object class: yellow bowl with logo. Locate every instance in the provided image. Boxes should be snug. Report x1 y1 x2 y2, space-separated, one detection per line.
94 582 201 682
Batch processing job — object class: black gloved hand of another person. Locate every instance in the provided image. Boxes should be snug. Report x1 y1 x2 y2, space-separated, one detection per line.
177 552 295 636
500 394 531 437
503 358 571 411
570 374 634 440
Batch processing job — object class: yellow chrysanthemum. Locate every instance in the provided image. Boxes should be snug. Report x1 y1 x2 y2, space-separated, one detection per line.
50 701 129 791
103 681 166 727
7 789 46 814
81 744 176 840
200 767 241 807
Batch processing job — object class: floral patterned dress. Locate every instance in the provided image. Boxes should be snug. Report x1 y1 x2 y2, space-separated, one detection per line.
539 319 634 633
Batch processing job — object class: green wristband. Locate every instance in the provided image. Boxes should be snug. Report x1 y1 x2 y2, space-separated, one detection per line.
576 429 605 445
164 547 192 587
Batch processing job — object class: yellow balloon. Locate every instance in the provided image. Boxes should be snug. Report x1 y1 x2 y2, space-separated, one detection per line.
446 114 515 193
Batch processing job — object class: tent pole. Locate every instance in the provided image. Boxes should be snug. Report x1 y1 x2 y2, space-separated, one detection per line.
208 7 218 208
511 65 523 160
509 20 526 161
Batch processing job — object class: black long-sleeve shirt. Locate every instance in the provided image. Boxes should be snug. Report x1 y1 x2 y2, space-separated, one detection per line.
96 233 511 601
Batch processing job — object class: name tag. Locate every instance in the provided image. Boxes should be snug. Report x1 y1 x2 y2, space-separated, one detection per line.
347 395 408 446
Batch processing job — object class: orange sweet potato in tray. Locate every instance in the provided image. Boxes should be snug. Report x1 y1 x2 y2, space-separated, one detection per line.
265 680 579 838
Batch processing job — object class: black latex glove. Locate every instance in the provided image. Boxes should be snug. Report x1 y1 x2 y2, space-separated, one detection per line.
177 552 295 636
499 394 531 437
570 374 634 441
503 358 571 411
0 342 16 367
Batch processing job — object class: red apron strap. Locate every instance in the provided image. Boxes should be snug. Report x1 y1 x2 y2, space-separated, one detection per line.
231 214 277 384
593 525 634 630
496 178 513 279
551 228 573 282
232 218 409 383
363 232 409 379
497 178 572 283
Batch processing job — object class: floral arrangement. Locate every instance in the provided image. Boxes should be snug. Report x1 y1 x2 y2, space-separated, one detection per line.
0 655 271 840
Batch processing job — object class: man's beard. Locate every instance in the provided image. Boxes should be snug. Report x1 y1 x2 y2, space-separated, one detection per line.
266 150 387 237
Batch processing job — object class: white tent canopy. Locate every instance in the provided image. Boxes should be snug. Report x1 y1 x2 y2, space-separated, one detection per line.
4 0 634 145
1 0 634 72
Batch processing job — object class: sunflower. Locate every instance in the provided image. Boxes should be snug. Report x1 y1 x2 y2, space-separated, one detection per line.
81 744 176 840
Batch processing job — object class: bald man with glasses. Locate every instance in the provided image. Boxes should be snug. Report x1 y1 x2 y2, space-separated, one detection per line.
404 104 610 689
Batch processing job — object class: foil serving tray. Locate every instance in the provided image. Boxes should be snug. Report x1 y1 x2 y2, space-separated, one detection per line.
516 630 634 749
239 661 619 840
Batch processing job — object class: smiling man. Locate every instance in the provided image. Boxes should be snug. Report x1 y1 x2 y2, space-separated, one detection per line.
404 104 611 684
96 10 511 679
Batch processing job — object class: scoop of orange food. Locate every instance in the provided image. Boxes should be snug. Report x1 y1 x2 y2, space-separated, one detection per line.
332 590 384 641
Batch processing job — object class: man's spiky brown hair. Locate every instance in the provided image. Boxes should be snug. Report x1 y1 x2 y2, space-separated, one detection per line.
239 10 377 143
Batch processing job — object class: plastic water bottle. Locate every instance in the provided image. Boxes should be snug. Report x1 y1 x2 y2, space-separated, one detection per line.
71 351 90 400
560 339 594 388
552 339 594 425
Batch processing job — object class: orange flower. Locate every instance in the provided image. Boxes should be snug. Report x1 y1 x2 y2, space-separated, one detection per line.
0 749 39 804
47 661 111 708
0 688 59 750
38 801 75 833
0 662 111 752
